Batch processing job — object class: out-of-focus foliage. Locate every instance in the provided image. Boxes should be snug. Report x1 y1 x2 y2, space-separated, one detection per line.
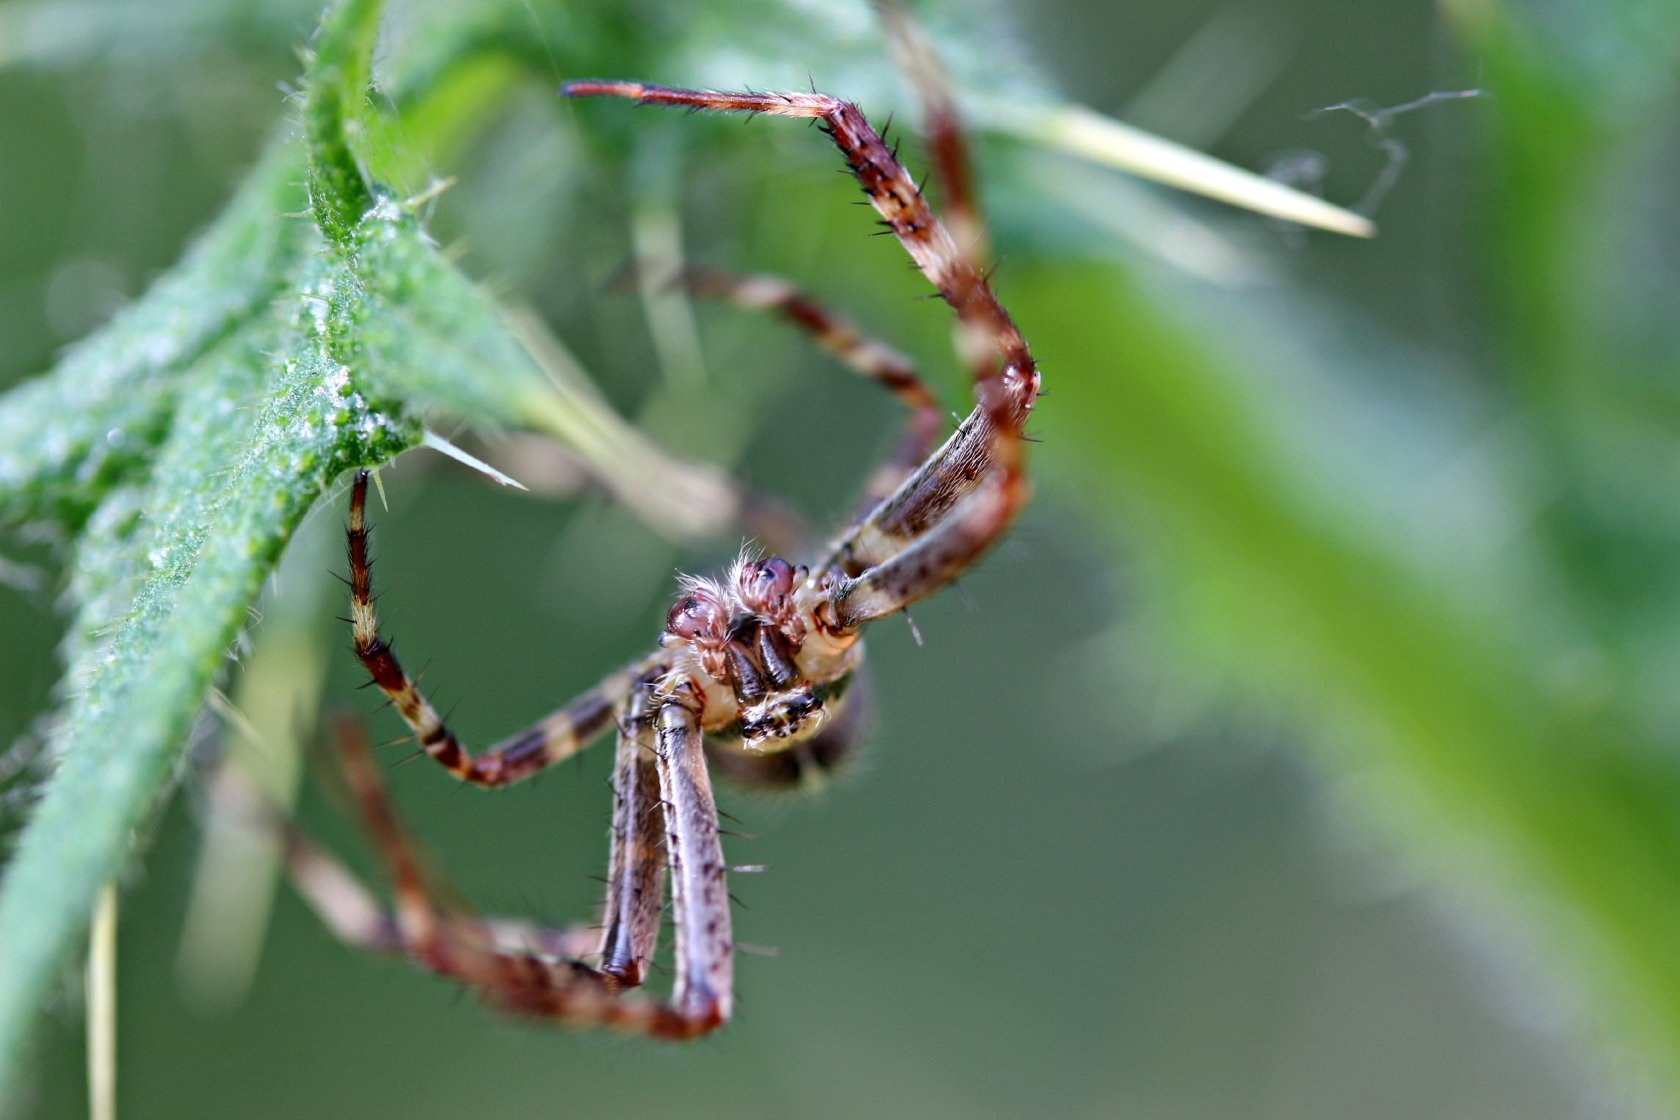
2 0 1679 1117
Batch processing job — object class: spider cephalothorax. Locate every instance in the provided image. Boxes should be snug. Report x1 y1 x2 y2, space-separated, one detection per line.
281 20 1041 1041
659 555 860 750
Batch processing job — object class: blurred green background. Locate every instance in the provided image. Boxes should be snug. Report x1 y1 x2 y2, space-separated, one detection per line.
2 0 1678 1116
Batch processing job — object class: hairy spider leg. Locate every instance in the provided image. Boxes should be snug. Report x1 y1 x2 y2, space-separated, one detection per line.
827 385 1028 629
347 470 657 788
561 83 1040 626
876 0 988 265
669 264 944 510
596 680 667 987
281 714 732 1037
653 682 734 1028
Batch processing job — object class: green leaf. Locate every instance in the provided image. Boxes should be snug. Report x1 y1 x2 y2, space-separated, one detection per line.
0 141 310 530
0 0 578 1093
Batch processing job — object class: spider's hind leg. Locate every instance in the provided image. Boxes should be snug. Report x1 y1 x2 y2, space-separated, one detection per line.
596 681 667 988
270 718 599 970
274 791 597 963
276 714 731 1037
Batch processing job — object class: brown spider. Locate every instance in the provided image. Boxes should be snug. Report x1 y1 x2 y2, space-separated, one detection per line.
280 65 1040 1039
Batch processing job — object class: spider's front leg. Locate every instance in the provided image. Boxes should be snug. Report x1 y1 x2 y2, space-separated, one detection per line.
825 366 1034 629
564 82 1041 633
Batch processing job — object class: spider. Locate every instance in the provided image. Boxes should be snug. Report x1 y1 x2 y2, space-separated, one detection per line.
277 68 1041 1039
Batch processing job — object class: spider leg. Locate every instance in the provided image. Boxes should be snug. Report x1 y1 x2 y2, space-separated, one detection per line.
276 800 596 961
562 84 1031 380
270 805 401 953
831 450 1022 627
827 382 1026 574
668 265 944 509
877 0 988 264
596 681 667 988
809 0 1026 577
563 83 1039 616
281 715 730 1037
827 365 1035 627
347 469 658 788
653 684 734 1028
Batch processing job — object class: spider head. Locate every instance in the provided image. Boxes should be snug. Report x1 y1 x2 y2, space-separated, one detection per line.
740 684 827 750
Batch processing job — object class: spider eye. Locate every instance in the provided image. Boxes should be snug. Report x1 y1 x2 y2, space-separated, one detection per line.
666 587 726 640
667 599 703 636
738 557 796 612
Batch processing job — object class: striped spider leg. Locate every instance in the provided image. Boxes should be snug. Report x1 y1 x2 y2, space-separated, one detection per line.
664 264 945 517
563 81 1041 610
279 694 727 1037
331 472 740 1034
282 60 1039 1040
